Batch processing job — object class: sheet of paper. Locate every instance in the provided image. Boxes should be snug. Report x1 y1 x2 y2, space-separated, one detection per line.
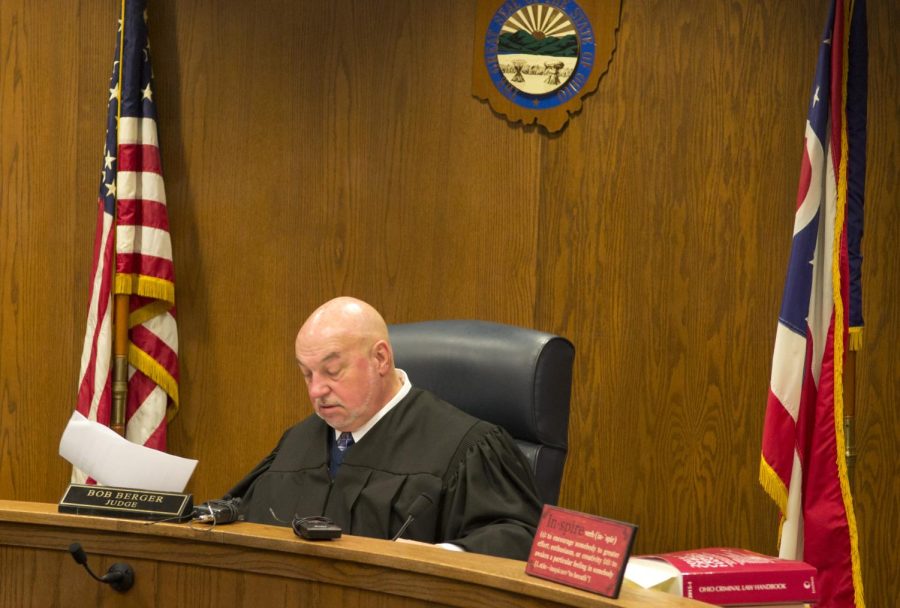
59 411 197 492
624 557 682 593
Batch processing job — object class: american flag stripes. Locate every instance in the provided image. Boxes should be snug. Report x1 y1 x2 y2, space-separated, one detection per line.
759 1 867 606
75 0 178 480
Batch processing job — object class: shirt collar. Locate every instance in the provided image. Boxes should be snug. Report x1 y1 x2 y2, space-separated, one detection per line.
334 369 412 443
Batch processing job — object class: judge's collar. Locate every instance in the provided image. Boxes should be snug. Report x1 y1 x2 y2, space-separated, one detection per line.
333 369 412 443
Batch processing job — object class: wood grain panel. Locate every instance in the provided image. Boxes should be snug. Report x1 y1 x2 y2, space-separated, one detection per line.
850 0 900 602
536 0 815 548
0 0 89 499
1 0 897 605
1 501 709 608
146 0 543 497
0 544 439 608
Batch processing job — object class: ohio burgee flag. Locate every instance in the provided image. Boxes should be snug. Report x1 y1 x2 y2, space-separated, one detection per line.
759 1 867 606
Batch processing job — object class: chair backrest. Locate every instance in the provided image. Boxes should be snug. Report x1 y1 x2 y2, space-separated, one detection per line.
388 320 574 505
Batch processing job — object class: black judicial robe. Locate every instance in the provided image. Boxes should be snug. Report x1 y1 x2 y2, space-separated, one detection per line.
226 388 543 560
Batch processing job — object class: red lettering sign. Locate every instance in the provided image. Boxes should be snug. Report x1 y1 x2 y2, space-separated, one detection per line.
526 505 637 598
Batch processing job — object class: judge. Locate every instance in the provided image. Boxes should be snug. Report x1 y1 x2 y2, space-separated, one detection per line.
224 297 543 560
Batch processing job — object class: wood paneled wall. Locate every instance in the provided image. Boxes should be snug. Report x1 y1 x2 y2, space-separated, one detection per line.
1 0 897 604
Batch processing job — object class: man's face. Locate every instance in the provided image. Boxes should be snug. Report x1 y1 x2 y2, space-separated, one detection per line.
296 335 382 432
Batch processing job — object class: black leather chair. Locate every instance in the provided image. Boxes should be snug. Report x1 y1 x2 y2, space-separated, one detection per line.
388 320 574 505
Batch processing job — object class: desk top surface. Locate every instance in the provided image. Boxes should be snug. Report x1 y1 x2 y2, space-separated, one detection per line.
0 499 712 608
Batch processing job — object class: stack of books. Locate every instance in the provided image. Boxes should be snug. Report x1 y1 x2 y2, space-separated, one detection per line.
624 547 817 607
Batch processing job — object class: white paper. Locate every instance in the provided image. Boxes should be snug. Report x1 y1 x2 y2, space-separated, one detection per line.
623 557 683 595
59 411 197 492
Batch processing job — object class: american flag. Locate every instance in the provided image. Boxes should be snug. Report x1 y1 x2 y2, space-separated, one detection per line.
759 1 867 606
74 0 178 481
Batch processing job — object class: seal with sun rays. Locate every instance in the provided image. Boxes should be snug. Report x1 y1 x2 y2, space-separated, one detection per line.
483 1 596 111
474 0 619 131
498 4 578 95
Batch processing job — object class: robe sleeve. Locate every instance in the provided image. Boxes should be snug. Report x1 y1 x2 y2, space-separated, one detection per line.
439 424 544 560
223 436 282 500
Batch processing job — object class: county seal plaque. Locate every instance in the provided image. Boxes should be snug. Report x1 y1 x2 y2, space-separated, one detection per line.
472 0 621 132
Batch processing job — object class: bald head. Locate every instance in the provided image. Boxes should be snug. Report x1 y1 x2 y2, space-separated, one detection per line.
297 297 390 353
295 297 401 432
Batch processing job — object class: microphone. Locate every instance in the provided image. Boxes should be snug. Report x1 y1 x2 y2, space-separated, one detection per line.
67 542 135 593
391 493 434 541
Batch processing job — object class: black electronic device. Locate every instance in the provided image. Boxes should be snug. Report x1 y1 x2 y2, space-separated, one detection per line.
192 497 243 525
292 516 342 540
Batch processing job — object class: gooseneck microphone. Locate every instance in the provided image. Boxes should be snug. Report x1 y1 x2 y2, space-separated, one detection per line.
391 493 434 541
67 542 135 593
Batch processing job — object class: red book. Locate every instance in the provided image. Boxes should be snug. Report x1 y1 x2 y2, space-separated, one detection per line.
624 548 818 606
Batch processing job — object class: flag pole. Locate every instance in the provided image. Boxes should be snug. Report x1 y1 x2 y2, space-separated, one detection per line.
110 0 129 438
842 0 867 492
844 350 857 485
111 294 129 437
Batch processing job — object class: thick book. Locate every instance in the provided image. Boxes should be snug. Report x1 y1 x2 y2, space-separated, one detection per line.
623 548 817 606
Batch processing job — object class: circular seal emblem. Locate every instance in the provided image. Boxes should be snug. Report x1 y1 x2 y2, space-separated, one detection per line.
484 1 596 110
